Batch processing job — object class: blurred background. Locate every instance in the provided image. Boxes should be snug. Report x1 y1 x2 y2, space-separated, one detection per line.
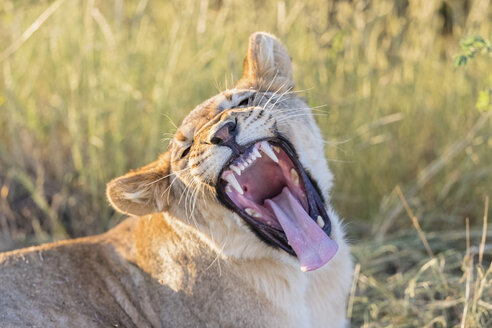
1 0 491 326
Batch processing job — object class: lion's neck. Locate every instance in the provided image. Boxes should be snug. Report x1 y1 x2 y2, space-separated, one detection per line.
116 213 306 327
121 212 347 327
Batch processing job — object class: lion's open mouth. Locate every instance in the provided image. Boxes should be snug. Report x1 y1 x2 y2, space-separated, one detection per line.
216 138 338 271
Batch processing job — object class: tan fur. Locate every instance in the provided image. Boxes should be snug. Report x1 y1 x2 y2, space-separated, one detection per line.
236 32 295 93
0 32 353 327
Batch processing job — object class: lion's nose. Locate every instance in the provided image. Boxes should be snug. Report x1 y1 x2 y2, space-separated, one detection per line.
210 121 237 145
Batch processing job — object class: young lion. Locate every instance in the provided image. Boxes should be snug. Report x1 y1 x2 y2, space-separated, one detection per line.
0 32 353 327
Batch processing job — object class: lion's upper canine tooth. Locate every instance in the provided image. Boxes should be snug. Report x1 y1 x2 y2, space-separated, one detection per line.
290 168 300 186
224 173 243 194
259 141 279 163
317 215 325 228
253 147 262 158
231 165 241 176
245 208 262 218
273 145 280 153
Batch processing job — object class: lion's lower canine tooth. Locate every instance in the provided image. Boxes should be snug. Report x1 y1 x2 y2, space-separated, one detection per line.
231 166 241 176
290 168 299 186
260 141 278 163
224 173 243 194
253 147 262 158
317 216 325 228
225 185 232 193
245 208 262 218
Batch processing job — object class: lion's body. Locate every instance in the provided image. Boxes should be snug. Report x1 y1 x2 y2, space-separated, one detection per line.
0 216 283 327
0 214 349 327
0 32 353 327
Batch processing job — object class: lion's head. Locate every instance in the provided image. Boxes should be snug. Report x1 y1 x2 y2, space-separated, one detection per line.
107 32 347 272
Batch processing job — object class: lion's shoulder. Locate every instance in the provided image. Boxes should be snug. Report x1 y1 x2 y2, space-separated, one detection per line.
0 216 281 327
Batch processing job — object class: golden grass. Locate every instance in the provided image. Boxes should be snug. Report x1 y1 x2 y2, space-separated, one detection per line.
0 0 491 325
351 198 491 327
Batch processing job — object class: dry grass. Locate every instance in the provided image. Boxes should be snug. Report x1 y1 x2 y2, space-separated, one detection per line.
0 0 491 326
350 196 491 327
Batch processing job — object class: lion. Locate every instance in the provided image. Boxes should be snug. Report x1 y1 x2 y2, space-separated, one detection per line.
0 32 353 327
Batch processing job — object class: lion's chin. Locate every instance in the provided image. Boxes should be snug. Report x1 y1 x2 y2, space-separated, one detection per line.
216 138 338 272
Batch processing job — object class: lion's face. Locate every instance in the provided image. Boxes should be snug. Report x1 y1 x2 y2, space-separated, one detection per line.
107 32 345 272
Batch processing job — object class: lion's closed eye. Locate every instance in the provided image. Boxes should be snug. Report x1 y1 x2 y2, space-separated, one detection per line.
236 97 250 108
179 145 192 159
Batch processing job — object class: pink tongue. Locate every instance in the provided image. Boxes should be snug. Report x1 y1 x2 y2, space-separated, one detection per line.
264 187 338 272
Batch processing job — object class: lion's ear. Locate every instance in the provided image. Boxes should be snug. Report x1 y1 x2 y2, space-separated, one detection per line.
236 32 294 93
106 152 171 216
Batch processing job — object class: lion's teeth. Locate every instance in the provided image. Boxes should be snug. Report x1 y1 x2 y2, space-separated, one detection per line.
253 147 262 158
273 145 281 153
260 141 278 163
290 168 299 186
239 163 245 170
225 173 243 195
317 216 325 228
225 185 232 193
231 166 241 176
245 208 262 218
